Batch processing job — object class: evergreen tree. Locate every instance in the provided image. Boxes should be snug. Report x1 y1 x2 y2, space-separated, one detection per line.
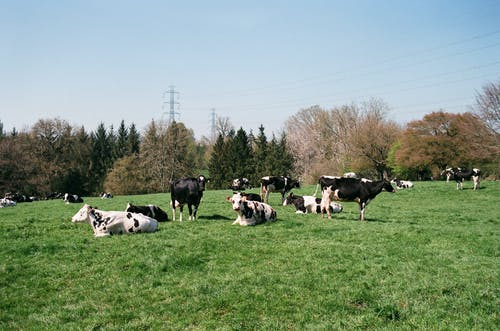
89 123 115 193
127 123 140 155
252 125 268 183
116 120 128 159
231 128 253 179
208 134 226 189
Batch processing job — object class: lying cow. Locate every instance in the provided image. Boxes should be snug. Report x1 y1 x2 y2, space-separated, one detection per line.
71 204 158 237
391 178 414 189
0 198 16 208
125 203 169 222
64 193 83 204
230 177 251 191
283 192 342 214
321 178 395 221
226 192 277 226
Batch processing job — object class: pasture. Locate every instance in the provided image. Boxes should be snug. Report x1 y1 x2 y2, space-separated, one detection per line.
0 181 498 330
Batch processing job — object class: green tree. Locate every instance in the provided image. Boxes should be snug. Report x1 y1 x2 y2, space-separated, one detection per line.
230 127 253 179
89 123 116 194
208 134 227 189
115 120 128 159
127 123 141 155
251 125 268 183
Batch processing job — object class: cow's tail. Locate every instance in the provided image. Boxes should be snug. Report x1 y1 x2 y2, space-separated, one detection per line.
312 183 320 197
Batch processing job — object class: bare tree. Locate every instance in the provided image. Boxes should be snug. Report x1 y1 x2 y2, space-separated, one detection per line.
473 80 500 134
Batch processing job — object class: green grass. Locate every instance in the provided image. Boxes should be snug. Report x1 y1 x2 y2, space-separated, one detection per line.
1 182 499 330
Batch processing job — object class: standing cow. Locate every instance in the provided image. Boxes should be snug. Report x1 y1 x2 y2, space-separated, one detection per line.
170 175 208 222
321 177 395 221
260 176 300 204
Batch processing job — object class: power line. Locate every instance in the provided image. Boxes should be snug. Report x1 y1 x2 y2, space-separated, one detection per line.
162 85 180 122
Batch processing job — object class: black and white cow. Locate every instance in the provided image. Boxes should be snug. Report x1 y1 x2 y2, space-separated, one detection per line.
283 192 342 214
170 175 208 222
0 198 16 208
234 191 262 202
125 203 169 222
260 176 300 203
313 175 341 196
441 167 460 182
64 193 83 204
100 192 113 199
321 177 395 221
230 178 251 191
226 192 277 226
391 178 414 189
447 168 481 190
71 204 158 237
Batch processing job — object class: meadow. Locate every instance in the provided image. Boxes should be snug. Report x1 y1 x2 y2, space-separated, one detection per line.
0 181 498 330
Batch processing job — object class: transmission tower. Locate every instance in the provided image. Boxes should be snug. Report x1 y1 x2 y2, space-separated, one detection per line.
162 86 180 122
210 108 217 141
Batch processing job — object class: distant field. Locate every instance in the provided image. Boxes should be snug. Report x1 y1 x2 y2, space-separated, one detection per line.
0 181 498 330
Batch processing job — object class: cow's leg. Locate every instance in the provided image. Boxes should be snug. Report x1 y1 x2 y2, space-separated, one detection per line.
192 204 199 220
187 204 193 221
359 202 366 221
171 201 176 221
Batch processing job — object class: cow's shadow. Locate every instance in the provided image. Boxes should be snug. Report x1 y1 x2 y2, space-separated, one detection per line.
199 214 233 221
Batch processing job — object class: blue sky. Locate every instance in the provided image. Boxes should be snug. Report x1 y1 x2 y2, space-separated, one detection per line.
2 0 499 139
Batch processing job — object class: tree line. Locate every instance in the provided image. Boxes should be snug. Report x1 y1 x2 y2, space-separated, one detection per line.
1 81 498 196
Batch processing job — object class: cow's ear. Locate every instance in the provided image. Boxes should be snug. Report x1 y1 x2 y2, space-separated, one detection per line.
225 196 231 201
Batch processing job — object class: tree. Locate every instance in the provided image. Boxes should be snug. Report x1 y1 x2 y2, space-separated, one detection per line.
473 80 500 134
396 111 498 178
208 134 227 189
104 155 146 195
349 100 401 179
251 125 268 183
127 123 141 155
115 120 128 159
230 128 253 179
89 123 116 194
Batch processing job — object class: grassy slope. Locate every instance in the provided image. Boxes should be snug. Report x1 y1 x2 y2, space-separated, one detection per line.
0 181 498 330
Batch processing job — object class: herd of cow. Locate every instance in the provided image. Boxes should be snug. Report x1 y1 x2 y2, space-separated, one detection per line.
1 167 482 237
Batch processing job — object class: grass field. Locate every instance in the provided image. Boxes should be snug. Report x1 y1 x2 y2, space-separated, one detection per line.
0 181 499 330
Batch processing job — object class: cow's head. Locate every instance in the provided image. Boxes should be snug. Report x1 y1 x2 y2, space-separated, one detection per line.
71 204 93 222
197 175 208 191
382 180 396 193
226 192 246 211
283 192 296 206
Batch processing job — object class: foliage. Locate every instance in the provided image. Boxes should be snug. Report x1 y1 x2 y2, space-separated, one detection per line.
0 182 498 329
396 111 498 178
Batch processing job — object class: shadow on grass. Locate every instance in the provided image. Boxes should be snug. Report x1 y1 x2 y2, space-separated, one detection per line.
199 214 233 221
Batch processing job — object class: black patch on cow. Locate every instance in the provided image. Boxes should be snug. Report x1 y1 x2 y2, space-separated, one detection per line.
127 213 132 219
134 218 139 227
242 202 253 219
128 227 135 233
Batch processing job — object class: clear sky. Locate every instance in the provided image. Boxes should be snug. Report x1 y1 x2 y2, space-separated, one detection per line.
2 0 499 139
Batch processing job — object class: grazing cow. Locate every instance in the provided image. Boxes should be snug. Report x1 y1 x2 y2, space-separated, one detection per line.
125 203 169 222
71 204 158 237
391 178 414 189
448 168 481 190
260 176 300 203
0 198 16 208
170 175 208 222
64 193 83 204
283 192 342 214
321 178 395 221
230 178 252 191
226 192 277 226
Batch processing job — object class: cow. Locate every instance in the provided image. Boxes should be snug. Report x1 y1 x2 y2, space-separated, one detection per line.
0 198 16 208
64 193 83 204
226 192 277 226
313 175 341 196
343 172 357 178
441 168 455 182
447 168 481 190
234 191 262 202
230 178 251 191
100 192 113 199
321 177 395 221
71 204 158 237
260 176 300 204
170 175 208 222
4 192 34 203
125 203 169 222
391 178 414 189
283 192 342 214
